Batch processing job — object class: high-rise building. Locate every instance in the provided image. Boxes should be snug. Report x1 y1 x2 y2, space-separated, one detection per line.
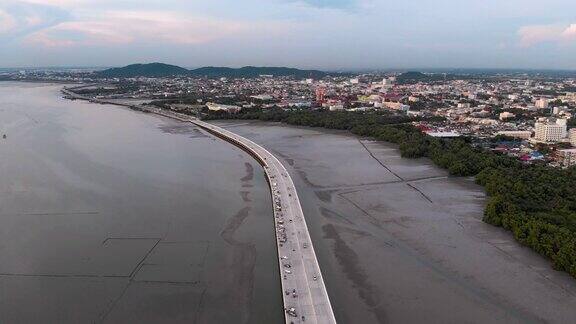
382 77 396 86
534 119 567 142
570 128 576 146
557 118 568 137
557 149 576 167
535 98 549 109
315 87 326 104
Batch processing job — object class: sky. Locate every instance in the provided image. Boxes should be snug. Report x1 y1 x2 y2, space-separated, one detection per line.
1 0 576 70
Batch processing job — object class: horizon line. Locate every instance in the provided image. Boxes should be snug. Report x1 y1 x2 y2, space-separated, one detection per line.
2 64 576 73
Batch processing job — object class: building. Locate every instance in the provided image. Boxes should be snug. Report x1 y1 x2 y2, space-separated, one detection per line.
382 77 395 85
315 87 326 104
560 92 576 103
552 106 569 115
382 101 410 112
534 119 567 142
557 118 568 135
250 94 273 101
535 98 549 109
206 102 241 113
426 131 461 138
557 148 576 167
286 100 312 108
496 131 532 139
499 111 516 121
570 128 576 146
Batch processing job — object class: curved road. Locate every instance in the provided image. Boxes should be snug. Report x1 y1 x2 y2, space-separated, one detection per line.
193 119 336 324
62 88 337 324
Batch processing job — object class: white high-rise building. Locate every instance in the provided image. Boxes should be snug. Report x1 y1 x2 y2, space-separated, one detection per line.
557 118 568 137
570 129 576 146
534 119 567 142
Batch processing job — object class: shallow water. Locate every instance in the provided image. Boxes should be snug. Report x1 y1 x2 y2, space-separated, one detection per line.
0 83 282 323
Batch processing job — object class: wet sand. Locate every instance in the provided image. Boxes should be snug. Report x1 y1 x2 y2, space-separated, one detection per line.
215 120 576 324
0 83 282 323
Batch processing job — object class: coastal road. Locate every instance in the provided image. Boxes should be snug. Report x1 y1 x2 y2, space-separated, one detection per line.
62 88 337 324
193 119 337 324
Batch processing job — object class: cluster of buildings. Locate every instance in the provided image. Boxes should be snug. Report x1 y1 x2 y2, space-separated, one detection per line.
4 68 576 167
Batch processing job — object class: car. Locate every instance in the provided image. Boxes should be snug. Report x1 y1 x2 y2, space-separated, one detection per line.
286 308 297 317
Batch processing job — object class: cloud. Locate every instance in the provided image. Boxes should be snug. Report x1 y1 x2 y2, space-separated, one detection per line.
561 24 576 38
0 9 17 34
518 23 576 46
18 0 83 8
295 0 355 8
24 10 290 47
0 0 70 41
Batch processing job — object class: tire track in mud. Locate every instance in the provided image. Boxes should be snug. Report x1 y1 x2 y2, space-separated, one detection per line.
216 161 258 324
322 223 388 323
220 208 257 324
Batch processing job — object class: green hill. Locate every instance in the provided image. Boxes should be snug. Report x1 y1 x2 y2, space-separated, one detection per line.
96 63 329 79
97 63 190 78
190 66 327 78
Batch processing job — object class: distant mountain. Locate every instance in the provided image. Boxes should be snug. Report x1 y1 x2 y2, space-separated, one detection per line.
95 63 329 78
189 66 327 78
97 63 189 78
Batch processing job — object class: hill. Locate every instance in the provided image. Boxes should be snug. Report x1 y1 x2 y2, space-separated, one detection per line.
97 63 189 78
95 63 329 78
189 66 327 78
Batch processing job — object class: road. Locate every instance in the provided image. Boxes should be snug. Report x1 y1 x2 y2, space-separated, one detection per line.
61 88 337 324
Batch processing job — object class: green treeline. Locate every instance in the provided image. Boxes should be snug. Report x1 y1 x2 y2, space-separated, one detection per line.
204 108 576 278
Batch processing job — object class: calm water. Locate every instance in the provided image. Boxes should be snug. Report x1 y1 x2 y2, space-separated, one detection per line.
0 82 282 323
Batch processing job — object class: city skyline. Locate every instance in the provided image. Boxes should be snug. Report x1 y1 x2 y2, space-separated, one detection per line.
1 0 576 69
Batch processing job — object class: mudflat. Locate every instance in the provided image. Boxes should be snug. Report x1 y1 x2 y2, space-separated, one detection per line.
215 120 576 324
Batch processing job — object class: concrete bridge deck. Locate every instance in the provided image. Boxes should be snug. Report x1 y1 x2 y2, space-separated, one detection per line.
62 88 337 324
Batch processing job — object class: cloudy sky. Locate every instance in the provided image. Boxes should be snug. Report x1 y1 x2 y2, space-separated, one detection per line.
1 0 576 70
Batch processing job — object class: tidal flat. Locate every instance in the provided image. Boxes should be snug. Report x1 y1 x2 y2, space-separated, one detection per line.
215 120 576 324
